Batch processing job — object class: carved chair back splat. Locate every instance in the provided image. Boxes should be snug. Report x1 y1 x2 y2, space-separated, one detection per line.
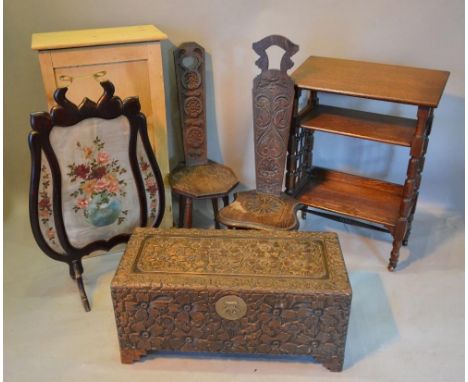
253 35 299 195
29 80 165 311
171 42 238 228
174 42 208 167
217 35 300 231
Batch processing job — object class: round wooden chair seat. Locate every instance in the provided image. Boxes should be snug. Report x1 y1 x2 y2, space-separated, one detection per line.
169 161 238 198
217 190 300 230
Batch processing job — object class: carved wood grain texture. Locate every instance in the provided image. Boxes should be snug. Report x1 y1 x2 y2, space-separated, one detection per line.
252 35 298 195
112 287 351 371
111 228 352 372
174 42 208 166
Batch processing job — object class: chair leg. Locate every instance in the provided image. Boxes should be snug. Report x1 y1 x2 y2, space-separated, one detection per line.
72 260 91 312
222 195 229 207
212 198 220 229
183 198 193 228
178 194 185 228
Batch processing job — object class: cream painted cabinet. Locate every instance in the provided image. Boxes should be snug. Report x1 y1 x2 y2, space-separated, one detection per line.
31 25 173 228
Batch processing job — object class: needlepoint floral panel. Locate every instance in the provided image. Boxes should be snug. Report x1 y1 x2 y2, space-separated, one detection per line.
37 153 65 254
136 133 161 227
49 116 141 248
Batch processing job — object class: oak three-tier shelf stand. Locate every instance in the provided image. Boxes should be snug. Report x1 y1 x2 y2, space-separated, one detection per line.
285 56 449 271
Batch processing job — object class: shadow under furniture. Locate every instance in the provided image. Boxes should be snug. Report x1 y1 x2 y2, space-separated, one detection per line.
217 35 301 231
28 81 165 311
285 56 449 270
170 42 238 228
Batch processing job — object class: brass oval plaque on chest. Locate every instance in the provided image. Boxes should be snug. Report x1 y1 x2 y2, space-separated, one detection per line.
215 295 247 320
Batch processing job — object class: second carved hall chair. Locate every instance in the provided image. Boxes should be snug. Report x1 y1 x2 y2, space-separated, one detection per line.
29 80 165 311
170 42 239 228
217 35 301 230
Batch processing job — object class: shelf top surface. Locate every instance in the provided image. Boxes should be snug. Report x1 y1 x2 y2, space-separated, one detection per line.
297 168 402 227
31 25 167 51
292 56 450 107
301 104 415 146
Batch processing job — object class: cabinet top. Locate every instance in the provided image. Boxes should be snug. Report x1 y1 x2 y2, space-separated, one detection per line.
31 25 167 51
292 56 450 107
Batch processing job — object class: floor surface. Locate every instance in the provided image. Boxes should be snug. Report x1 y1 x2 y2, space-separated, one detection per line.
4 201 465 382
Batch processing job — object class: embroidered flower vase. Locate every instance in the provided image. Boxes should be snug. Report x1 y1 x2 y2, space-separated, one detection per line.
86 194 122 227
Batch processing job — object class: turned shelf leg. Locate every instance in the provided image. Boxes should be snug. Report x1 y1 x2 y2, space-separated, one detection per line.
388 106 432 271
388 219 407 272
403 193 419 246
222 195 229 207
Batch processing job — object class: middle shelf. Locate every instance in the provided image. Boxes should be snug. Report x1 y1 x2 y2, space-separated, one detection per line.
300 104 417 146
296 167 404 229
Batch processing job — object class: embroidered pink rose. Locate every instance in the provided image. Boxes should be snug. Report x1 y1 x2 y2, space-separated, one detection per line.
94 177 111 193
76 197 89 209
39 197 51 210
97 151 110 164
146 177 157 194
105 174 120 193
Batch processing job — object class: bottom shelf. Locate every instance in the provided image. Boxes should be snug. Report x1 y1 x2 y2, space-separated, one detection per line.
296 167 403 229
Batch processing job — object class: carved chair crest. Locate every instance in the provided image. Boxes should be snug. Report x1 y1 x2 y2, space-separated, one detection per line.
29 80 165 311
252 35 299 195
174 42 207 166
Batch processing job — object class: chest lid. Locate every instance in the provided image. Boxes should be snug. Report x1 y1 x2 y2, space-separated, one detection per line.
112 228 351 294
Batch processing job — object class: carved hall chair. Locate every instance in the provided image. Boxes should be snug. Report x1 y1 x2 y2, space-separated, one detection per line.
29 80 165 312
170 42 238 228
217 35 301 230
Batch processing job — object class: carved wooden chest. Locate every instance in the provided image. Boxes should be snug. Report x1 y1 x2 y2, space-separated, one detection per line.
111 228 352 371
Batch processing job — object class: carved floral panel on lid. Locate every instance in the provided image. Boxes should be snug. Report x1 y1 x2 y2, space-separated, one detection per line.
135 234 327 278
